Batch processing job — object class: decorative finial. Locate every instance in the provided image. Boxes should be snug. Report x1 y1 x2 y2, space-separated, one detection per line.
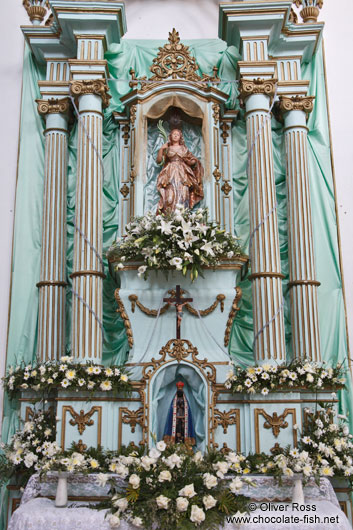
23 0 50 25
294 0 323 23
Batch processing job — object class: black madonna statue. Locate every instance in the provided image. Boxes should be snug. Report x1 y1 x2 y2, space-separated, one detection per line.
163 381 196 446
156 128 204 214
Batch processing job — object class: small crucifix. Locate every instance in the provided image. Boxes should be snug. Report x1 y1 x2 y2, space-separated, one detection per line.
163 285 193 339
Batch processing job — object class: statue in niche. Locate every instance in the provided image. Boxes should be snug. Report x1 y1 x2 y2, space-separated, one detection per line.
163 381 196 446
156 127 204 214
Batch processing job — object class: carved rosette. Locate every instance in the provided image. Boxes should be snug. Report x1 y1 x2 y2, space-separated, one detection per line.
238 78 277 107
70 79 111 109
278 95 315 119
36 97 70 116
23 0 50 23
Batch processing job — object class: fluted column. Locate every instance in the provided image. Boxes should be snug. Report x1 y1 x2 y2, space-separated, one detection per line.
36 98 69 361
70 80 110 362
279 96 321 361
239 78 286 363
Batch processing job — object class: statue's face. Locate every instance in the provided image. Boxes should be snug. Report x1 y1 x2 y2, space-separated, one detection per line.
171 129 181 143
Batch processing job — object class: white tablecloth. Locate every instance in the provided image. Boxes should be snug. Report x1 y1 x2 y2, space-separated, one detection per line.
8 474 352 530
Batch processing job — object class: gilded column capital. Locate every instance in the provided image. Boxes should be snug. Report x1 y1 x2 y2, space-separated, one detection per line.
36 97 70 116
238 78 277 108
277 95 315 120
70 79 111 109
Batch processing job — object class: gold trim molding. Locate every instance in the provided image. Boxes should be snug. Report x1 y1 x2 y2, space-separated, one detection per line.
61 405 102 449
239 78 277 108
255 408 297 452
114 288 133 348
70 79 111 108
224 287 242 347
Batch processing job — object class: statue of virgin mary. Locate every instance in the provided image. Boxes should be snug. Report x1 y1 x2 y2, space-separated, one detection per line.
163 381 196 446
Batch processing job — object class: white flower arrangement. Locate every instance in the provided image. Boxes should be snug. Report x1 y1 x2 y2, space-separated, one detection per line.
3 356 131 397
106 207 243 281
105 443 251 529
224 359 346 395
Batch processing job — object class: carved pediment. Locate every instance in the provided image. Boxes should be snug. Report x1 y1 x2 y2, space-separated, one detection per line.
129 28 219 92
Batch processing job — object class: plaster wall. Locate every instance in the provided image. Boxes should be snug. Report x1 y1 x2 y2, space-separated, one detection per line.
0 0 352 434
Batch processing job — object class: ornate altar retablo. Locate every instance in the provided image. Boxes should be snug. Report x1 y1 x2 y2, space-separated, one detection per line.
5 0 353 526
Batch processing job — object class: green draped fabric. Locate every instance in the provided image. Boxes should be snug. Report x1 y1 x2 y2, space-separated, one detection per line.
3 38 353 446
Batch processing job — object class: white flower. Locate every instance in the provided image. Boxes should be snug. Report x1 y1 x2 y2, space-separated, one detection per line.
158 470 172 482
320 466 334 477
100 380 112 391
166 453 182 469
113 497 128 512
200 241 215 257
213 460 229 478
24 452 38 468
65 369 76 380
160 220 174 235
203 473 218 489
179 483 196 498
120 374 128 382
203 495 217 510
306 374 314 383
96 473 109 487
156 440 166 452
229 477 243 493
169 257 183 270
78 378 85 387
131 517 143 527
115 464 129 478
176 497 189 512
261 388 269 396
61 378 70 388
137 265 147 277
129 474 140 489
193 451 203 463
141 455 154 471
284 467 293 477
190 505 206 525
149 448 161 460
107 513 120 528
156 495 170 509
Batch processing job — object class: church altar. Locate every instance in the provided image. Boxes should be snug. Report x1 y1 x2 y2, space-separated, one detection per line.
8 474 351 530
3 0 353 528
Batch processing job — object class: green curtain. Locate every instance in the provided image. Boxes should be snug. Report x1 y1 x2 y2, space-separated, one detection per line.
3 38 353 442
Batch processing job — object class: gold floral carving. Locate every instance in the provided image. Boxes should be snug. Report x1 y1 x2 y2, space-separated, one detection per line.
220 122 230 144
23 0 49 23
221 182 232 196
213 167 222 182
277 95 315 119
114 288 133 347
128 291 225 317
213 408 240 434
212 103 220 125
67 406 101 435
76 439 87 453
130 105 137 126
129 29 220 91
36 97 70 116
224 287 242 347
120 407 144 433
122 124 130 145
258 409 294 438
294 0 323 23
238 78 277 108
142 338 216 384
70 79 111 109
120 184 130 198
130 167 137 183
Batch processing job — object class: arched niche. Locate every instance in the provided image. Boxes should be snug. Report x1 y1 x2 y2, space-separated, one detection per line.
115 81 237 235
148 360 208 451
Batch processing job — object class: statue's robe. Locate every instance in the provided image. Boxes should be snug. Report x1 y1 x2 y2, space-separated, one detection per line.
163 390 196 446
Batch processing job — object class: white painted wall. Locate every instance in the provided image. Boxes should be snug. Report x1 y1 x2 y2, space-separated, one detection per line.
1 0 352 434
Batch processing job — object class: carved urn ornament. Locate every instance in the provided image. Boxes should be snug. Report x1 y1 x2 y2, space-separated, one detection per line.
23 0 50 24
294 0 323 23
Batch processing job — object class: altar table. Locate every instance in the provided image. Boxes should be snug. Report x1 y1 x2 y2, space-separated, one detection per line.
8 474 352 530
